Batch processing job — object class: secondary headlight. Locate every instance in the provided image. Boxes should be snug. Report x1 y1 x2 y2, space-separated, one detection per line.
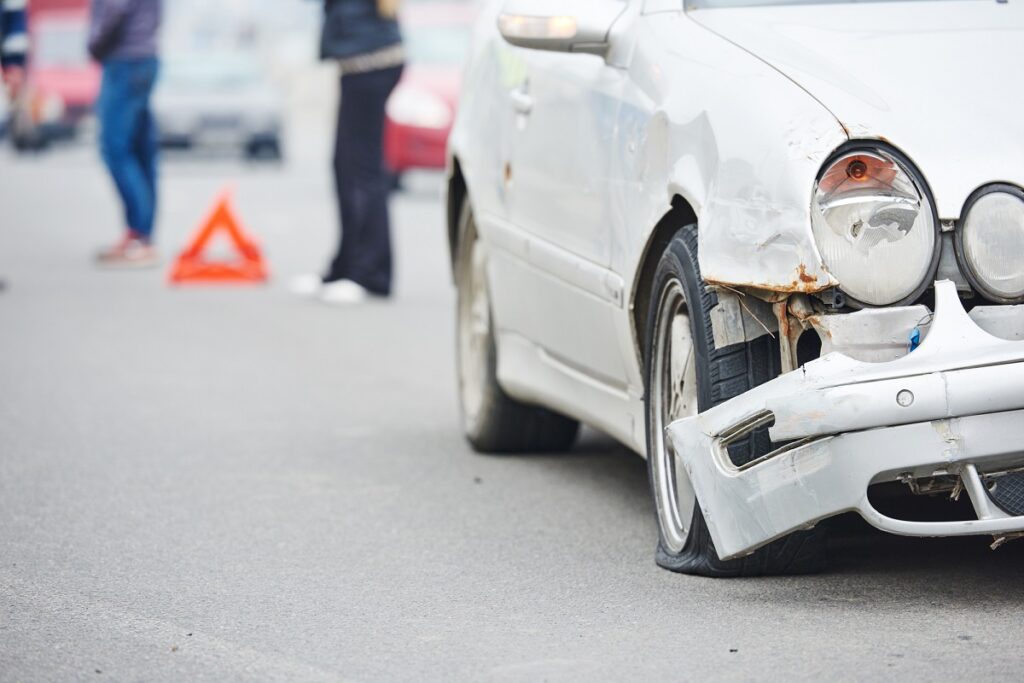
30 90 65 125
811 148 938 306
957 185 1024 303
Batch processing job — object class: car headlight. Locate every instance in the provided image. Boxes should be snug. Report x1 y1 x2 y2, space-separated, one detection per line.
956 184 1024 303
31 90 65 125
386 85 452 130
811 148 938 306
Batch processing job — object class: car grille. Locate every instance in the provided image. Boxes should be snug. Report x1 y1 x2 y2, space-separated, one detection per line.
987 472 1024 516
199 115 242 130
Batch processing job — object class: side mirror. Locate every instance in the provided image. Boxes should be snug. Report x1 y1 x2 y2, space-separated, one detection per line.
497 0 627 58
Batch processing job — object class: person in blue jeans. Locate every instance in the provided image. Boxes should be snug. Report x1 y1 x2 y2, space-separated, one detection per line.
89 0 162 268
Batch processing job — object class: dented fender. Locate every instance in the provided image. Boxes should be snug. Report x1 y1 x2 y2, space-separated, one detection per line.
616 12 847 298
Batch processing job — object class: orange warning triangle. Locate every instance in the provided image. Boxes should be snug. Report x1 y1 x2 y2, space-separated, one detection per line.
168 190 268 285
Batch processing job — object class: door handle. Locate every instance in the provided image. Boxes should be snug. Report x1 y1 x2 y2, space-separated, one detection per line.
510 89 533 115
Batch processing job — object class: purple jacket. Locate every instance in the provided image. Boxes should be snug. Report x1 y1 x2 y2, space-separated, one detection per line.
88 0 161 62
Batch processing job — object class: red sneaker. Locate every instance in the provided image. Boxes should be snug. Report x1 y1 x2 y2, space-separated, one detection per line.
96 233 158 269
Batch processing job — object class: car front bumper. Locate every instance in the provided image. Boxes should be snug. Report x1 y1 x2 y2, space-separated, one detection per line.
666 281 1024 560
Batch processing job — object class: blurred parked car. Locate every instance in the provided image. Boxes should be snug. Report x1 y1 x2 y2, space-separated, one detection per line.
383 2 475 175
153 54 283 160
448 0 1024 576
10 4 100 151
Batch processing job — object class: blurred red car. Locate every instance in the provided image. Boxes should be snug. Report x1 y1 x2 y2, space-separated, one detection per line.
383 2 475 174
11 1 100 150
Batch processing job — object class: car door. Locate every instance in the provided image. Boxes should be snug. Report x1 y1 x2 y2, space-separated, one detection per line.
488 0 636 388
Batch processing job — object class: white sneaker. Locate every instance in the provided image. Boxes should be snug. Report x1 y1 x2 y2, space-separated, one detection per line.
319 279 369 305
289 273 323 297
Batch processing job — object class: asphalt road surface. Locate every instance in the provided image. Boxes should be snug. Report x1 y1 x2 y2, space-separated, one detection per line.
2 127 1023 682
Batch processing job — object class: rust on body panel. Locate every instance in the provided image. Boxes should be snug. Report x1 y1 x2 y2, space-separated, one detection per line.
705 263 832 299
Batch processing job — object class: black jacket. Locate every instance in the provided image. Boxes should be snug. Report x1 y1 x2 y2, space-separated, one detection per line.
320 0 401 61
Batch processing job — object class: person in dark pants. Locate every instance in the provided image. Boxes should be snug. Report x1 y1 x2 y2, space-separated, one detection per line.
292 0 404 305
89 0 162 268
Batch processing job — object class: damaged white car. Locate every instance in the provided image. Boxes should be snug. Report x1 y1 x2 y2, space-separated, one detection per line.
445 0 1024 575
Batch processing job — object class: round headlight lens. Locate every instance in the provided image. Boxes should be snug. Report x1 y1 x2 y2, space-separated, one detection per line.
811 150 937 306
959 187 1024 303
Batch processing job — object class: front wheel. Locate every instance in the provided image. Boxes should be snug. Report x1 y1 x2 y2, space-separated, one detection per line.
454 200 579 454
644 224 825 576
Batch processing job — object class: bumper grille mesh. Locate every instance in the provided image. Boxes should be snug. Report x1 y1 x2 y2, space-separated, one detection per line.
987 472 1024 516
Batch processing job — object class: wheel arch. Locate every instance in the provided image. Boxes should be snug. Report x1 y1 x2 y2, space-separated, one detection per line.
630 195 699 365
445 155 468 282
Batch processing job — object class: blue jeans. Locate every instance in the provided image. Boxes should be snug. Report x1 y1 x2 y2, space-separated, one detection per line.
98 58 159 241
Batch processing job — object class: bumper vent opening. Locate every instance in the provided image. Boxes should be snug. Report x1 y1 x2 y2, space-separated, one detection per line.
868 481 976 522
984 471 1024 516
721 410 827 471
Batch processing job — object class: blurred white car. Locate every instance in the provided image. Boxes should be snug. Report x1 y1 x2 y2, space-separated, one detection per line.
446 0 1024 575
153 55 283 160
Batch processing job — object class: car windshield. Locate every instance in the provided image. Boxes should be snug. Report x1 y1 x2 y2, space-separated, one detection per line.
690 0 978 6
404 26 471 66
161 57 262 90
34 20 89 68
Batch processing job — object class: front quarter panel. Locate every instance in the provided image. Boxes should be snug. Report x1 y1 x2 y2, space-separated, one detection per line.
446 1 521 227
619 12 847 293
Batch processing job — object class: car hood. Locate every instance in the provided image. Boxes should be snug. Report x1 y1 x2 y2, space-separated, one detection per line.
690 1 1024 218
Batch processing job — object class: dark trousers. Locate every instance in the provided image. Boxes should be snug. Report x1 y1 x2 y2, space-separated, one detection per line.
326 65 403 294
98 57 159 241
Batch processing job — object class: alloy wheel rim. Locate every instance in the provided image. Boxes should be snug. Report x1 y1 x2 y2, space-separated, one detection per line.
457 238 489 430
650 281 699 554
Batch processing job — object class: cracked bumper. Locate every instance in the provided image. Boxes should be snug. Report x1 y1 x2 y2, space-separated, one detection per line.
666 281 1024 561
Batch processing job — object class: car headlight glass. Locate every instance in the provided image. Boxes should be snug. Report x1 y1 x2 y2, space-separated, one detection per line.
41 93 65 123
30 90 65 125
958 186 1024 303
811 149 937 306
